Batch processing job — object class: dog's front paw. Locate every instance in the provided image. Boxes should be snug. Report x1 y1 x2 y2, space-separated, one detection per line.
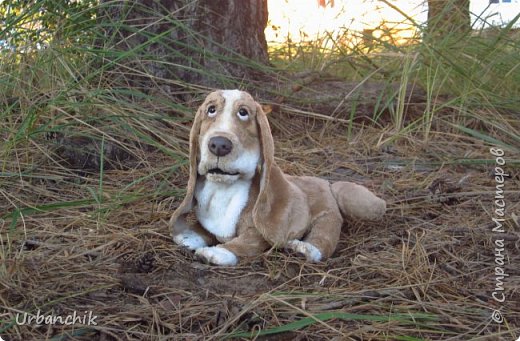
286 240 322 263
173 230 208 250
195 246 238 266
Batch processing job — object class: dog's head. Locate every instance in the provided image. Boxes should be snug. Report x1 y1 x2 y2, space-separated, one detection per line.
195 90 263 183
170 90 276 227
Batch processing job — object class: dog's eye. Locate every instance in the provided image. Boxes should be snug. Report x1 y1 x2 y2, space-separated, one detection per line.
207 105 217 117
237 108 249 121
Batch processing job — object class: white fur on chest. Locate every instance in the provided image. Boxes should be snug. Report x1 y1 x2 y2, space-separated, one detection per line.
195 179 251 241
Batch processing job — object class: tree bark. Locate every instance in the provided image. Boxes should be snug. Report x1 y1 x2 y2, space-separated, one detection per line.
98 0 269 90
427 0 471 37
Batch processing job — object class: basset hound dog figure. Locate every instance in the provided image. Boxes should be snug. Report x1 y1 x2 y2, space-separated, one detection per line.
170 90 386 266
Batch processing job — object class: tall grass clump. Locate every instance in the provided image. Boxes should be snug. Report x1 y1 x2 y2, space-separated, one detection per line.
268 2 520 151
1 0 274 224
0 0 199 279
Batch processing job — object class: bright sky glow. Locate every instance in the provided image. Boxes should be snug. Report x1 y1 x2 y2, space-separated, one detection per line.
265 0 520 45
266 0 426 46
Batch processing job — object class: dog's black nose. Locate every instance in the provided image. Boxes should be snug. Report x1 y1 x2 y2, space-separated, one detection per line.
208 136 233 157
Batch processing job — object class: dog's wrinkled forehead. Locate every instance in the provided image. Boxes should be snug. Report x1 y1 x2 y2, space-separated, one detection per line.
198 89 259 138
201 89 255 115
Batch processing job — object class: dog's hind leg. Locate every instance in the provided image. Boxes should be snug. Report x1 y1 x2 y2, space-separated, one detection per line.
286 209 343 262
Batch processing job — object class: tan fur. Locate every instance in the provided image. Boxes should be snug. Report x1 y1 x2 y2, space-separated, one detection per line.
170 90 386 264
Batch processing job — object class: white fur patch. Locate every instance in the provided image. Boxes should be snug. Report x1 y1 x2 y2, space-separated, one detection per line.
221 89 242 114
195 246 238 266
173 229 207 250
286 240 322 263
230 148 260 180
205 90 241 137
195 179 251 241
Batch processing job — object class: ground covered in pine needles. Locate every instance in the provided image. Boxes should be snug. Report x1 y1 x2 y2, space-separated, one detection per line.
1 86 519 340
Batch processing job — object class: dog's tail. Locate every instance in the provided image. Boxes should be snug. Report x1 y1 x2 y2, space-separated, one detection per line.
330 181 386 221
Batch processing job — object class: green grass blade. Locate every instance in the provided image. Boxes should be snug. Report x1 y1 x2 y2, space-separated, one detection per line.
451 124 519 152
2 199 97 221
226 312 438 338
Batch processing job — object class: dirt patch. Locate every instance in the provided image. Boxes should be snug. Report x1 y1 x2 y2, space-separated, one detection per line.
118 263 279 297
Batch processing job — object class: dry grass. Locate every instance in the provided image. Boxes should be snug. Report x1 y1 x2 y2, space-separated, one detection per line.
2 1 520 338
1 93 519 340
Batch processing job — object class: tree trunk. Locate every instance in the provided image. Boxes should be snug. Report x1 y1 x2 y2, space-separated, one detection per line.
98 0 269 90
427 0 471 37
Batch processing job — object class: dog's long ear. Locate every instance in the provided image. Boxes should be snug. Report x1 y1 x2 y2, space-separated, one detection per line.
252 103 293 246
169 103 204 231
254 103 275 191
